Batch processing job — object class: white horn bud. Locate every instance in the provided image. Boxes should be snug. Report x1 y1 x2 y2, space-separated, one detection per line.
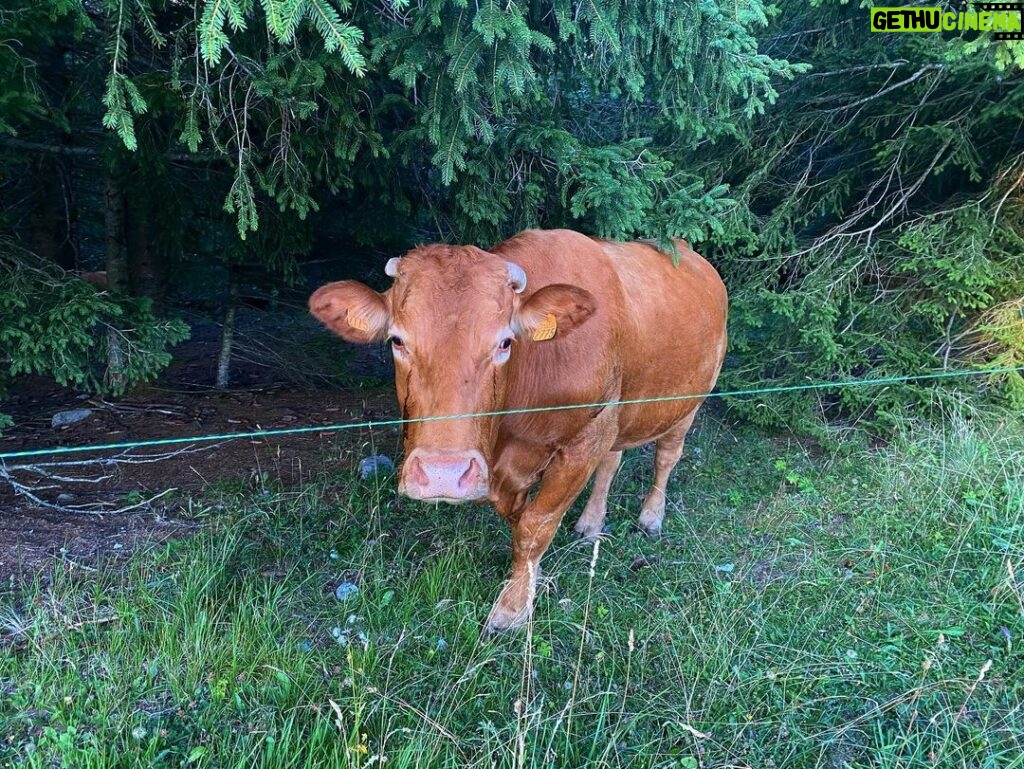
385 257 401 278
506 261 527 293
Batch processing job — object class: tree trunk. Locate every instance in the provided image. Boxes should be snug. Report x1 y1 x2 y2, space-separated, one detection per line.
104 173 129 392
127 199 164 313
216 270 239 389
29 157 73 269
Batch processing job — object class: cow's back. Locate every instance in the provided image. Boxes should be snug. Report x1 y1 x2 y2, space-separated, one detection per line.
599 238 727 448
491 229 727 453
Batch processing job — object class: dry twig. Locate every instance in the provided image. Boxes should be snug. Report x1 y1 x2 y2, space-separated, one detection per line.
0 444 219 515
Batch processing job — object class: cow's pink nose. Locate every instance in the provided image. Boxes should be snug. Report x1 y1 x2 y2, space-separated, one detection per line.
400 449 489 502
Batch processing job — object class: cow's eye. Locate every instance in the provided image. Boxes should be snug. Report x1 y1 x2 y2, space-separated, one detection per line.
390 335 404 349
495 335 514 364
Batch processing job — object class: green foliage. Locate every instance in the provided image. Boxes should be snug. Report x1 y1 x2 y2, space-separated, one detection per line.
165 4 384 236
0 1 86 135
224 162 260 238
0 242 189 426
4 0 797 291
200 0 365 73
101 72 147 151
3 0 1023 432
368 1 801 242
52 0 798 241
967 298 1024 409
712 1 1024 431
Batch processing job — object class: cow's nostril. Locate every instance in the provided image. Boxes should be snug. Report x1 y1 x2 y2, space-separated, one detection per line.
457 457 480 490
407 456 429 489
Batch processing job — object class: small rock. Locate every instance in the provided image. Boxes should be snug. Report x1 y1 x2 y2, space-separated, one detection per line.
298 639 313 653
630 554 652 571
335 582 359 601
715 563 735 573
436 638 448 652
51 408 93 428
57 493 75 503
359 455 395 479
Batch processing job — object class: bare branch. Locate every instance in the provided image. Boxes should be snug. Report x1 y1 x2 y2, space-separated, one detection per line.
0 136 221 164
825 64 943 114
0 445 219 515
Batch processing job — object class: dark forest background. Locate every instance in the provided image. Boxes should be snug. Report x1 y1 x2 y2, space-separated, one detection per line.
2 0 1023 434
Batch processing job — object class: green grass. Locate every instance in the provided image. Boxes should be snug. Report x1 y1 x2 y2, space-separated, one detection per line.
2 409 1023 768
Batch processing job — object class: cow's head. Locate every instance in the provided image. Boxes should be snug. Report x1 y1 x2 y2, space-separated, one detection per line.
309 245 596 503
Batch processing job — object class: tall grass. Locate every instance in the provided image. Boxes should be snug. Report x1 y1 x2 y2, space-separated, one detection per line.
2 409 1022 767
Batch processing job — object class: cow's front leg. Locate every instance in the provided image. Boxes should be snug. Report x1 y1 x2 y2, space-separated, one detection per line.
485 447 607 633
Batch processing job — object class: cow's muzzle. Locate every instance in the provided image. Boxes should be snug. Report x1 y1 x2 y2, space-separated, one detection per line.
399 448 489 503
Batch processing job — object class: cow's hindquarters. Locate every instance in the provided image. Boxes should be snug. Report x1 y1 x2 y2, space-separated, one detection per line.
609 243 728 449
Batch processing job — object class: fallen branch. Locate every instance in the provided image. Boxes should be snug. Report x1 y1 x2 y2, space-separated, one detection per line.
0 444 219 515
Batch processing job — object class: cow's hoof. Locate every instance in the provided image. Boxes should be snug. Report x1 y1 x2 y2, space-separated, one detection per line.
638 510 663 537
484 602 532 634
573 516 604 540
484 581 535 634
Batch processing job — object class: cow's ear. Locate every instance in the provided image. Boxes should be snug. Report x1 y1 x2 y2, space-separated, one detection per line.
309 281 390 344
513 284 596 342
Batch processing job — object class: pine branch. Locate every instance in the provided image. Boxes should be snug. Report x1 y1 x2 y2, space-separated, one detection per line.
305 0 366 75
199 0 231 63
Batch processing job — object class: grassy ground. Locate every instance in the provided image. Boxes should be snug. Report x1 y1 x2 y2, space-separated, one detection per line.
2 407 1022 768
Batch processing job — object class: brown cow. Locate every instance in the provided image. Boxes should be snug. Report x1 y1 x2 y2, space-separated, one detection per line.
310 229 727 632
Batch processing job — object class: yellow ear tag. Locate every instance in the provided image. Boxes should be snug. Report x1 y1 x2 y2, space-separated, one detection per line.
346 310 370 333
532 313 557 342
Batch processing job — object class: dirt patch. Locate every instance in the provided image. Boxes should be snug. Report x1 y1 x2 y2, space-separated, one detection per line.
0 318 401 584
0 506 194 587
